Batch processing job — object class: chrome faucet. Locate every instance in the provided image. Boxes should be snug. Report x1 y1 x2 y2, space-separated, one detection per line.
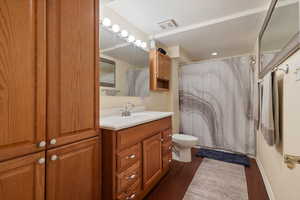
121 102 135 117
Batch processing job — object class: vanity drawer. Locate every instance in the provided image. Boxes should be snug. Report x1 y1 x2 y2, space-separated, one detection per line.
162 129 172 143
117 117 171 150
117 143 141 172
163 152 172 169
162 141 172 155
117 161 141 194
117 179 141 200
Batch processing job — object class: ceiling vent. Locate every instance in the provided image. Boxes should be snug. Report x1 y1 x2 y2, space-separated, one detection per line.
158 19 178 30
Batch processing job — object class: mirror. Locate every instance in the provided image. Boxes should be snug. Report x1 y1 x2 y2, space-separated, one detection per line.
259 0 299 75
99 3 150 97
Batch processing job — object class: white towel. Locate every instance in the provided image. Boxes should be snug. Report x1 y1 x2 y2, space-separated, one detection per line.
260 73 276 145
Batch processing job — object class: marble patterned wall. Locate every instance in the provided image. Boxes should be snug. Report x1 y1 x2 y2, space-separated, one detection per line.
180 55 256 155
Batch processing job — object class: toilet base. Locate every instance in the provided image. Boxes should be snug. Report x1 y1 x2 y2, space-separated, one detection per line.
172 147 192 163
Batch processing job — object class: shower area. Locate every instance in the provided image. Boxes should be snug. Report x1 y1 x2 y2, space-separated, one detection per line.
179 55 256 155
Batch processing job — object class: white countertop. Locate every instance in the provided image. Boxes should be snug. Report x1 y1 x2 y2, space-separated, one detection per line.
100 111 173 131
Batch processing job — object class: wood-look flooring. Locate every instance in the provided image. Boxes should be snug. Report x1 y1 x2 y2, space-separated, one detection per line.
144 148 269 200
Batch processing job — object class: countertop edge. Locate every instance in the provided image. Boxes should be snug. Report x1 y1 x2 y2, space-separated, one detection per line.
100 113 173 131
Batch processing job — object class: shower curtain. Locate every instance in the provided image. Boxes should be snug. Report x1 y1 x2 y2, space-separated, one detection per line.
179 56 256 155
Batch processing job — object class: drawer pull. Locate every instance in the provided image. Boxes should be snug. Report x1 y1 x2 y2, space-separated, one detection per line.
169 159 172 163
168 146 172 150
161 139 164 142
126 174 137 180
126 193 136 200
126 154 136 159
169 134 172 138
38 158 45 165
38 141 46 148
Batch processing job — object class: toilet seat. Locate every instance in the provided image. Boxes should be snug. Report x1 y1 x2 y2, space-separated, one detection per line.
172 134 198 147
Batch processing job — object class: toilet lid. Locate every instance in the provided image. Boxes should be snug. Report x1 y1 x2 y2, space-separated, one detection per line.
172 134 198 141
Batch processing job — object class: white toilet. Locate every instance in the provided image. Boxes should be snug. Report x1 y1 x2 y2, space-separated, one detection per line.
172 134 198 163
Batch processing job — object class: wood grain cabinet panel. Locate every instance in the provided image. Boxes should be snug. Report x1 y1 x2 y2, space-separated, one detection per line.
47 0 99 147
0 0 46 161
46 137 100 200
0 152 46 200
143 133 162 189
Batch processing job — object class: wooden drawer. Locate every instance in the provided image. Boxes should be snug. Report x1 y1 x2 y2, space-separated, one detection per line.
117 180 141 200
117 161 141 194
162 141 172 155
117 144 141 173
117 117 171 150
163 152 172 169
162 129 172 143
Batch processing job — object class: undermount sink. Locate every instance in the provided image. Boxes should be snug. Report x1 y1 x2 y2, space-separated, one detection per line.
100 111 173 130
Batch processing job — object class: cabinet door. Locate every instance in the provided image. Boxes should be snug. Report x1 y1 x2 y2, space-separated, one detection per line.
157 53 171 80
47 0 99 147
143 133 162 188
0 152 45 200
0 0 46 161
46 137 100 200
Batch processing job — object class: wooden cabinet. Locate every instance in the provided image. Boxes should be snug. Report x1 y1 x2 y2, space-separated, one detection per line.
157 52 171 80
0 0 100 200
47 0 99 148
46 137 100 200
149 50 171 91
0 0 46 162
143 134 162 189
0 152 45 200
102 117 172 200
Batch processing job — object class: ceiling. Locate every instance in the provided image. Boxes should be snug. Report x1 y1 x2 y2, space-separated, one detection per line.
104 0 297 61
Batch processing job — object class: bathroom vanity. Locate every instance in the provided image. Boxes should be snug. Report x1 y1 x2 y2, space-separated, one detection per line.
101 112 173 200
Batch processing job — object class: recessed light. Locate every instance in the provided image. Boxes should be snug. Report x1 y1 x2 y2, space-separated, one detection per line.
211 52 218 56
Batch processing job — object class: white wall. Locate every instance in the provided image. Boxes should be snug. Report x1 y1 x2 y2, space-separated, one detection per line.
255 43 300 200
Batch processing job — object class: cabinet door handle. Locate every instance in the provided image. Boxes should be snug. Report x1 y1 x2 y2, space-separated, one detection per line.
38 141 46 148
49 139 57 145
51 155 59 161
38 158 45 165
126 193 136 200
168 146 172 150
126 174 137 180
169 159 172 163
126 154 136 159
161 139 164 142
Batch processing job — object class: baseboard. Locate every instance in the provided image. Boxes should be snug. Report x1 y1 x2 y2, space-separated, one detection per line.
256 158 276 200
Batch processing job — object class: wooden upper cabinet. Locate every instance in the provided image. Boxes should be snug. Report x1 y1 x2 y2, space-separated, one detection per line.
143 133 162 189
157 52 171 80
0 0 46 161
0 152 45 200
47 0 99 147
149 50 171 91
46 137 100 200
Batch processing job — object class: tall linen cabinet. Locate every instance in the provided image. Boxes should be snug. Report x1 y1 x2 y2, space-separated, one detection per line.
0 0 100 200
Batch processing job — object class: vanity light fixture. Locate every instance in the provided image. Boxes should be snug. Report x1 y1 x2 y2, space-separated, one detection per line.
128 35 135 43
120 30 129 38
102 17 111 27
101 17 148 50
211 52 218 56
112 24 120 33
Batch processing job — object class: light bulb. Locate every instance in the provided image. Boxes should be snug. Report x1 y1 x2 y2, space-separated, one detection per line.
102 18 111 27
112 24 120 33
120 30 129 38
211 52 218 56
135 40 142 47
141 42 147 48
128 35 135 42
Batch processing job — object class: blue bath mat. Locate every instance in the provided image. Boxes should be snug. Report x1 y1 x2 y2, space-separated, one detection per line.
196 148 250 167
